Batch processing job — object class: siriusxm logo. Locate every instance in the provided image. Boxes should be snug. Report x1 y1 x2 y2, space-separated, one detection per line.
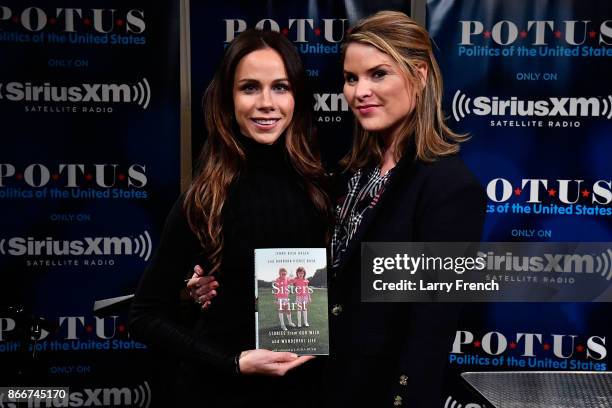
314 93 348 112
0 232 151 261
478 250 612 280
0 79 151 109
452 91 612 121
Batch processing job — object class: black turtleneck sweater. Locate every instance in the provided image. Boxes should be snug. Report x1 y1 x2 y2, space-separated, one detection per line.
129 135 327 406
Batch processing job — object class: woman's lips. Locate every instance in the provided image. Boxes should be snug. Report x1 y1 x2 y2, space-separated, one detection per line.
356 105 379 115
250 118 280 130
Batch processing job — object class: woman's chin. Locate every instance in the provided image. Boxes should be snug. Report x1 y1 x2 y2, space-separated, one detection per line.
246 132 283 145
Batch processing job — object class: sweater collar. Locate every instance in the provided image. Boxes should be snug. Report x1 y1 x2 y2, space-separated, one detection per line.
235 131 287 168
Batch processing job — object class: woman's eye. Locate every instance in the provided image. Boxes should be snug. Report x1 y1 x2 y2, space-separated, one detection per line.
273 83 290 92
344 74 357 84
240 84 258 94
372 70 387 80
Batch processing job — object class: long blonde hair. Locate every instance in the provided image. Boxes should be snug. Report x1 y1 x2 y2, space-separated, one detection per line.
341 11 466 170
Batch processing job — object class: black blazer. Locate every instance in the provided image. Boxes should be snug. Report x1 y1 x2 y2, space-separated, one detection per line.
325 148 486 408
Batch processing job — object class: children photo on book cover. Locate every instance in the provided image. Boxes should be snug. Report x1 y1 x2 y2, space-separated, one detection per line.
255 248 329 355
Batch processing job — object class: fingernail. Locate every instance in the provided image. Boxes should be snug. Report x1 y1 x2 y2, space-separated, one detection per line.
290 354 298 359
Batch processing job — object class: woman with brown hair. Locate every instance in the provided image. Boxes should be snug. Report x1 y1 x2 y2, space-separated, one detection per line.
326 10 485 407
129 28 329 407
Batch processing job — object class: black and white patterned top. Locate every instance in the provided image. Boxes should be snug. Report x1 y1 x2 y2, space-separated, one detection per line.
331 167 393 268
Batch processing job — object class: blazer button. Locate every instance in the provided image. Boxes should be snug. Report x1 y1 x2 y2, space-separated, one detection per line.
399 375 408 386
331 304 343 316
393 395 402 406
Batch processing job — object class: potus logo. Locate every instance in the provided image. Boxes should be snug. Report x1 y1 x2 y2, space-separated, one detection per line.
452 330 607 360
223 18 347 43
0 6 146 34
0 163 147 188
459 20 612 46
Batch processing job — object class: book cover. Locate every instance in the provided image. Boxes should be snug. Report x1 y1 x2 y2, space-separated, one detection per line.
254 248 329 355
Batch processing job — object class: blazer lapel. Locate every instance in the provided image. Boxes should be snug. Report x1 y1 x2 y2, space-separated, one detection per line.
334 145 417 279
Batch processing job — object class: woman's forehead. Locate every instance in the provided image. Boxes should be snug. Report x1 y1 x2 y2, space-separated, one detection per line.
235 48 288 81
344 42 396 70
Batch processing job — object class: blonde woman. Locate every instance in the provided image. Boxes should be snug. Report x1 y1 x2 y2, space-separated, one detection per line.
326 11 485 407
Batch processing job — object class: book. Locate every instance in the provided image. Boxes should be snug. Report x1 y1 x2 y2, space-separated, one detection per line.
254 248 329 355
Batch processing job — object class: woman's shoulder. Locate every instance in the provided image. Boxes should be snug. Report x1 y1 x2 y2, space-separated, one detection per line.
402 155 485 208
159 192 190 231
158 192 198 241
416 154 480 188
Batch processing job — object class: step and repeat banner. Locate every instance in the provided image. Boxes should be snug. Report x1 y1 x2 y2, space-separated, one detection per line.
428 0 611 406
0 0 609 406
0 1 180 406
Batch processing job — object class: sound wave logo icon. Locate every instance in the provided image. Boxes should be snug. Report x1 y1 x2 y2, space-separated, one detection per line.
595 249 612 281
133 231 153 261
602 95 612 119
0 231 152 261
452 90 472 122
130 78 151 109
451 90 612 122
132 382 152 408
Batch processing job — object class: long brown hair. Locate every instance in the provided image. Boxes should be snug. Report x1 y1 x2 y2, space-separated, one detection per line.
341 11 467 170
184 29 329 275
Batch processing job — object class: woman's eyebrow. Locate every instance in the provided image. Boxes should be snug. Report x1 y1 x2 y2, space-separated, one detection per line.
367 63 393 72
343 63 393 75
235 78 259 83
